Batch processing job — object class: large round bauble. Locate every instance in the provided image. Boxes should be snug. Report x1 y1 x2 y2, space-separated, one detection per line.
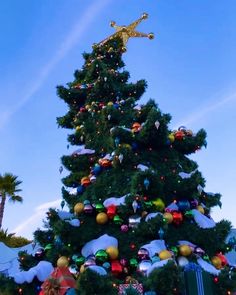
120 224 129 232
197 205 205 214
159 250 172 260
111 260 122 275
216 253 228 267
84 204 93 214
107 204 117 219
152 198 165 211
163 212 173 224
190 199 198 209
177 200 190 212
95 203 105 212
138 260 152 275
75 256 85 267
57 256 69 268
129 258 138 268
74 203 84 214
172 211 183 225
80 264 85 273
138 248 150 260
113 215 123 225
179 245 192 256
81 176 91 186
95 249 109 264
175 130 185 140
177 256 189 267
168 133 175 143
211 256 222 269
96 212 108 224
132 122 141 133
106 246 119 260
128 215 141 228
84 258 96 268
92 164 102 175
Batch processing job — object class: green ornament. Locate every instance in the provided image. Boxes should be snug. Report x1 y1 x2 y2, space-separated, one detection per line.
95 203 105 212
75 256 85 266
95 249 108 263
144 201 153 209
203 255 210 261
129 258 138 268
185 210 193 218
113 215 123 225
44 243 53 251
170 246 178 256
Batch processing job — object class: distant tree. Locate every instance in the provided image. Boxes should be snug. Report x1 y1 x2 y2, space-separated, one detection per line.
0 173 23 228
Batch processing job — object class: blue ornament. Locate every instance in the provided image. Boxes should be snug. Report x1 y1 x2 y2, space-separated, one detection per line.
132 142 138 150
158 228 164 239
114 137 120 147
177 200 190 211
92 164 102 175
77 185 84 194
144 178 150 190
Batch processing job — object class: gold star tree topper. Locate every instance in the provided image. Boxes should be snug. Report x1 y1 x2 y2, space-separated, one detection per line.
97 13 154 51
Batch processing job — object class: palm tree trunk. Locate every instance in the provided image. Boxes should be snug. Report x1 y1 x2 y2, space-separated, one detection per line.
0 193 6 228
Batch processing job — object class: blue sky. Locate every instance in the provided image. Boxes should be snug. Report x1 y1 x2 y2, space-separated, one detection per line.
0 0 235 239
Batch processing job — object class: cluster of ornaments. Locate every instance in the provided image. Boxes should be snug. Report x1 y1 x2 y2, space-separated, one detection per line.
168 126 193 142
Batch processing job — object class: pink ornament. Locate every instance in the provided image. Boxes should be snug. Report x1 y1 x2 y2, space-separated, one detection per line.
121 224 129 232
120 258 128 266
137 248 149 260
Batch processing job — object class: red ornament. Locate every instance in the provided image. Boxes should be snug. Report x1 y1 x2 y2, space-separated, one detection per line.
107 205 117 219
99 158 112 168
130 243 136 250
132 122 141 133
79 107 86 112
111 260 123 275
172 211 183 225
174 130 185 140
81 176 91 187
216 253 228 267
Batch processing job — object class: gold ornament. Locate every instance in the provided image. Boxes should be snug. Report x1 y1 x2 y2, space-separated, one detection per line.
197 205 205 214
96 212 108 224
159 250 172 260
74 203 84 215
163 212 173 224
80 264 85 273
152 198 165 211
148 33 154 40
168 133 175 143
96 13 154 49
57 256 69 268
106 246 119 260
211 256 222 269
179 245 192 256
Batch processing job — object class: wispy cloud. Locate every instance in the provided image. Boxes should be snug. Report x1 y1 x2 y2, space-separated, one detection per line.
0 0 111 130
174 91 236 129
12 199 61 238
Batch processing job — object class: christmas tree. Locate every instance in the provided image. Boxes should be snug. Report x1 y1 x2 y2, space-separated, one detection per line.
7 13 236 295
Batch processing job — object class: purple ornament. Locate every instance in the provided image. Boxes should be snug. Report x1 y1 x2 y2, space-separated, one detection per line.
190 199 198 209
84 258 96 268
121 224 129 232
84 204 93 214
120 258 128 266
138 248 150 260
194 247 205 256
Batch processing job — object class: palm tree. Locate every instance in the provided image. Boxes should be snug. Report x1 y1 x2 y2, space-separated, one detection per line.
0 173 23 228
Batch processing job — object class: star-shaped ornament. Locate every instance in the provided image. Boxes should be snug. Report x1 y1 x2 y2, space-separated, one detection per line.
96 13 154 51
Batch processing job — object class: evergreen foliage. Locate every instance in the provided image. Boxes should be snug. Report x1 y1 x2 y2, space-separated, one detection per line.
2 36 235 295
